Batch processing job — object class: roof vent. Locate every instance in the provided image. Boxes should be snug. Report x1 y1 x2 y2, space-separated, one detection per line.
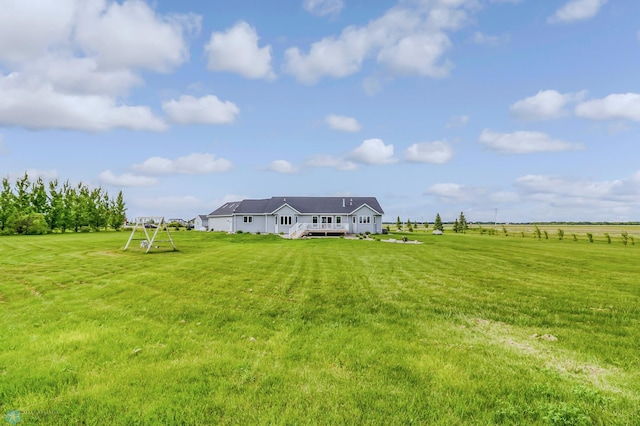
342 198 345 207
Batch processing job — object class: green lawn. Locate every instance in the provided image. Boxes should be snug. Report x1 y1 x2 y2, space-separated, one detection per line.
1 231 639 425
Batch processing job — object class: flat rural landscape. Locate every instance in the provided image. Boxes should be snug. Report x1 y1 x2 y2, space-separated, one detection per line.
2 229 639 424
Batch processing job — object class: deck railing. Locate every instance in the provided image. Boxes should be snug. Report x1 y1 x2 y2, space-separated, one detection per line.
288 222 348 238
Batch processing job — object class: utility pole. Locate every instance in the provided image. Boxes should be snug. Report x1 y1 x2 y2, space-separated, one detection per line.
494 208 498 229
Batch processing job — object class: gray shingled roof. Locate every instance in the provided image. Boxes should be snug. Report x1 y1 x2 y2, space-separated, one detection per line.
208 197 383 216
208 201 242 216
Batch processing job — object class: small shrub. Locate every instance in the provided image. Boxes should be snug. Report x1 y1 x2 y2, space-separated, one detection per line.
572 234 577 241
542 403 589 426
604 233 611 244
557 229 564 241
586 232 593 243
521 231 525 238
621 230 628 246
534 225 542 240
544 230 549 239
630 236 635 246
236 230 243 234
502 225 508 236
256 231 261 235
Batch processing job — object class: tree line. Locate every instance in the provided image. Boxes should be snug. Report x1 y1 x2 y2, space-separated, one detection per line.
392 212 467 233
0 172 127 235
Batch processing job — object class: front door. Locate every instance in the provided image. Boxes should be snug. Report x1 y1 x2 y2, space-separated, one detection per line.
321 216 333 229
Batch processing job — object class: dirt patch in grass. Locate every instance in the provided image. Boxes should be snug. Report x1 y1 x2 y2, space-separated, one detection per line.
469 317 621 391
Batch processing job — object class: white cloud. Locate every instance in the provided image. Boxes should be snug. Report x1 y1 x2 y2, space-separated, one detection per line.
204 21 275 80
515 173 640 203
548 0 607 24
405 141 453 164
6 169 58 181
0 0 201 132
472 32 509 46
0 0 76 64
267 160 299 174
510 172 640 221
162 95 240 125
304 0 344 17
99 170 158 187
24 55 142 96
74 0 200 72
0 72 167 132
349 138 397 165
446 114 469 128
283 1 476 84
376 32 453 78
490 0 522 3
325 114 361 132
425 183 477 200
304 155 358 171
133 153 233 175
575 93 640 121
479 129 583 154
510 90 586 121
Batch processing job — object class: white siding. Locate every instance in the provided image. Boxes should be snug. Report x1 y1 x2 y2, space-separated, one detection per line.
350 205 382 234
209 216 233 232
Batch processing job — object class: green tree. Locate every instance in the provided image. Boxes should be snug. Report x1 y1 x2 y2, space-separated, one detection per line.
14 172 32 214
396 216 402 230
73 184 92 232
30 177 49 216
60 181 74 233
434 213 444 232
7 212 48 235
47 180 64 231
0 177 16 232
109 191 127 230
458 212 467 233
453 218 459 233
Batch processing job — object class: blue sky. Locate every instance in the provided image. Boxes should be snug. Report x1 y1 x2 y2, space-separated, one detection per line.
1 0 639 223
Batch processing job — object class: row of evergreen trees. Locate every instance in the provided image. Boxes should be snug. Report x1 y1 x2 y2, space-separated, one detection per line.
396 212 468 233
0 172 127 235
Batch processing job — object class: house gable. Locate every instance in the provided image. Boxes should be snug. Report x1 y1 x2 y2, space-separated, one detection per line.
271 202 301 215
349 203 382 216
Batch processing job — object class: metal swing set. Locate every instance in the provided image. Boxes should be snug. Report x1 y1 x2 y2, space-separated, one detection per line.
123 216 177 253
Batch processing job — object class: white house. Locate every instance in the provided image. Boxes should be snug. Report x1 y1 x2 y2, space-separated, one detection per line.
207 196 384 238
193 215 209 231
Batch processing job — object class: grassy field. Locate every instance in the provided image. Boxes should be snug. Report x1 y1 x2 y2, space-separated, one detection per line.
1 230 639 425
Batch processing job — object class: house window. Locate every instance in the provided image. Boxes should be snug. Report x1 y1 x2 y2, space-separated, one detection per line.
359 216 371 224
280 216 292 225
352 216 356 223
336 216 342 224
373 217 376 224
243 216 253 223
312 216 318 224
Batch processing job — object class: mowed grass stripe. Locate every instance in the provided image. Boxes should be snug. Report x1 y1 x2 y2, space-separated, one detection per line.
1 231 639 424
